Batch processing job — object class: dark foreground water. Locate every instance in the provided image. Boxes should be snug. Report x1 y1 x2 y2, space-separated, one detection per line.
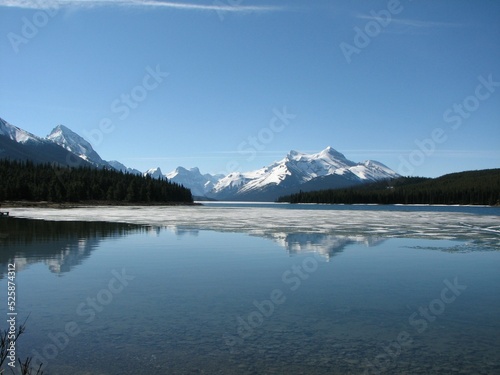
0 205 499 374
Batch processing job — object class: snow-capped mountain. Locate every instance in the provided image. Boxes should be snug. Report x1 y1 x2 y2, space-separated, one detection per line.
0 117 149 173
45 125 146 174
144 167 165 180
0 117 44 144
208 147 399 201
0 117 93 167
166 167 223 197
47 125 109 168
107 160 142 175
1 116 401 202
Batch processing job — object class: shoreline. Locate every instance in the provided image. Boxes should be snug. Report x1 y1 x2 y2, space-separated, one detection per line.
1 200 498 209
3 205 499 248
0 200 201 209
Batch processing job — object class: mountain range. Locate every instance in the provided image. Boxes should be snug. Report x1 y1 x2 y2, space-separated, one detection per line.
0 117 93 168
0 117 399 201
207 147 398 201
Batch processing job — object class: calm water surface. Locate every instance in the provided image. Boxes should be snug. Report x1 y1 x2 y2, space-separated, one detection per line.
0 204 499 374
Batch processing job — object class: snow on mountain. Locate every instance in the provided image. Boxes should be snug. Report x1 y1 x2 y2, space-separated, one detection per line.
1 117 144 174
144 167 165 180
272 232 387 259
166 167 223 197
47 125 108 167
2 116 400 202
211 147 348 195
107 160 142 175
349 160 400 181
0 117 98 167
0 117 44 144
209 146 399 201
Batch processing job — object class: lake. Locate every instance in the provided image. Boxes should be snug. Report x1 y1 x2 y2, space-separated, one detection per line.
1 203 499 374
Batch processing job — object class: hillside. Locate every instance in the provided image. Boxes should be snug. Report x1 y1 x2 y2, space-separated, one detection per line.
0 159 193 204
277 169 500 206
208 147 399 201
1 117 403 201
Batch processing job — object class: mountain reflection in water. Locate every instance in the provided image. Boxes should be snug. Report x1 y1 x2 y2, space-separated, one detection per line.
1 215 484 278
0 218 142 276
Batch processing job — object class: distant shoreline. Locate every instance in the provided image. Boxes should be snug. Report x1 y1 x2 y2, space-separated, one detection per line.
0 200 201 209
2 200 498 209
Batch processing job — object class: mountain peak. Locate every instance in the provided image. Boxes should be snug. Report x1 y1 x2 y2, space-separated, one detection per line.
107 160 142 175
286 149 303 159
47 124 78 139
54 124 70 131
173 166 202 175
320 146 347 160
46 124 108 167
0 117 98 167
322 146 338 154
146 167 163 174
145 167 165 180
47 124 82 143
165 166 221 197
0 117 42 144
211 146 399 201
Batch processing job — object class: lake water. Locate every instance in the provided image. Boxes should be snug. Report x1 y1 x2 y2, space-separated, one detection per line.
1 203 499 374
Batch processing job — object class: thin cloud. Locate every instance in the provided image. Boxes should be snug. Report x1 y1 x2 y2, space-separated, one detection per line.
390 18 464 29
0 0 283 13
356 14 463 28
355 14 466 35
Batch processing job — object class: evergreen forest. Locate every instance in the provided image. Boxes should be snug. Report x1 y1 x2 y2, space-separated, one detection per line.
0 159 193 204
277 169 500 206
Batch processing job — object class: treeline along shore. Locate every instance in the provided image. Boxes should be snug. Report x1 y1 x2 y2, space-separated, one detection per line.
0 159 193 204
277 169 500 206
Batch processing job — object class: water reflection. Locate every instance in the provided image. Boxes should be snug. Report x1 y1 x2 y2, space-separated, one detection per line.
141 225 388 259
1 216 497 278
0 218 142 277
1 216 499 375
273 232 386 259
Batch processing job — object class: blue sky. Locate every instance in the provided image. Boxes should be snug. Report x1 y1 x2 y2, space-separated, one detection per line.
1 0 499 177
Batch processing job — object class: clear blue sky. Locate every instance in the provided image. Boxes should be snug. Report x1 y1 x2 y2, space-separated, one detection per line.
1 0 499 177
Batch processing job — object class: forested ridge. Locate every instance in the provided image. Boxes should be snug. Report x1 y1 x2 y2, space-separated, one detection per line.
0 159 193 203
277 169 500 206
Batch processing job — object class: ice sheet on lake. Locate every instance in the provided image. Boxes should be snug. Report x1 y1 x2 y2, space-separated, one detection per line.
7 206 500 250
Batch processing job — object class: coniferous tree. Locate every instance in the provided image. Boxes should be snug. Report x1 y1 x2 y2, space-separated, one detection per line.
277 170 500 206
0 159 193 204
